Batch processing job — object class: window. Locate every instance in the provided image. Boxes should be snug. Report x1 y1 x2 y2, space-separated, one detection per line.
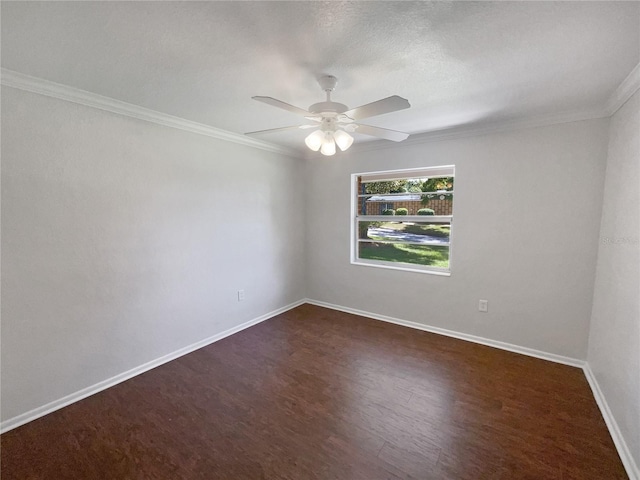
351 166 455 275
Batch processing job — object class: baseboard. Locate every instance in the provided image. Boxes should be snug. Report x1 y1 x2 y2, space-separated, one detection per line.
583 365 639 480
305 298 585 368
305 298 638 480
0 299 305 434
5 299 636 480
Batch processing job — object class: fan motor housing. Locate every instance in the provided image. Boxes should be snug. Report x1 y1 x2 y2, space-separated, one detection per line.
308 101 349 114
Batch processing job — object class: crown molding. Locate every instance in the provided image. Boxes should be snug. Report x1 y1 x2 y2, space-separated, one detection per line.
605 62 640 116
1 68 302 159
318 61 640 157
346 106 608 155
4 62 638 159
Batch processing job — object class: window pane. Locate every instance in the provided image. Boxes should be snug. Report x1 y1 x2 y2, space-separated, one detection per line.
358 242 450 268
358 221 451 244
356 192 453 216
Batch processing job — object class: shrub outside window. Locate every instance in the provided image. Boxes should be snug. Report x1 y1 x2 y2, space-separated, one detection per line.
351 166 454 275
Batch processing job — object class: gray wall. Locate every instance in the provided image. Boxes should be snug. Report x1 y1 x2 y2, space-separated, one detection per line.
3 83 636 477
305 119 610 360
1 87 306 421
588 90 640 471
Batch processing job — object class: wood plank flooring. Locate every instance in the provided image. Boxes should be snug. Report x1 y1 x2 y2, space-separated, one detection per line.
1 304 627 479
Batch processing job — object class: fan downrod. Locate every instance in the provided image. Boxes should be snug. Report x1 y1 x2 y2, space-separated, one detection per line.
309 75 348 114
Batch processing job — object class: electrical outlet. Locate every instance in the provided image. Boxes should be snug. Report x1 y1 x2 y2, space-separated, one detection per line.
478 299 488 312
237 290 245 302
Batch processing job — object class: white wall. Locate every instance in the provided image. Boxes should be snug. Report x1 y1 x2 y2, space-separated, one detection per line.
588 90 640 473
306 119 610 360
1 87 306 422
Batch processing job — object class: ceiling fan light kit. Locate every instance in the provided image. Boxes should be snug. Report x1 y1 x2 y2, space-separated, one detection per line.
304 113 355 156
333 129 354 151
320 134 336 156
248 75 411 155
304 129 325 151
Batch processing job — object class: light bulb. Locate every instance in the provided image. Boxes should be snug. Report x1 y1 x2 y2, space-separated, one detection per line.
333 129 354 151
304 130 324 151
320 134 336 156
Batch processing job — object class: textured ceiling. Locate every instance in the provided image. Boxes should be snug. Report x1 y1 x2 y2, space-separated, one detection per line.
2 1 639 151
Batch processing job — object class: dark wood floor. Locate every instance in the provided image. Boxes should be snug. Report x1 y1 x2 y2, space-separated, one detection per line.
1 304 627 479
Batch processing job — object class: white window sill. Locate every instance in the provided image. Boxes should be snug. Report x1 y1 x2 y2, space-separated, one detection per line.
351 259 451 276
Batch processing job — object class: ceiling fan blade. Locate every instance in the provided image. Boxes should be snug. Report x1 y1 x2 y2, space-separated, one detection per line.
343 95 410 121
245 125 316 136
252 96 312 117
354 124 410 142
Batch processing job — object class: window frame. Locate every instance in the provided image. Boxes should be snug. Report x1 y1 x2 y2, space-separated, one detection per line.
350 165 455 276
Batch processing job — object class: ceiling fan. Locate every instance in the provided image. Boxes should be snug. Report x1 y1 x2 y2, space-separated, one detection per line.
246 75 411 156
